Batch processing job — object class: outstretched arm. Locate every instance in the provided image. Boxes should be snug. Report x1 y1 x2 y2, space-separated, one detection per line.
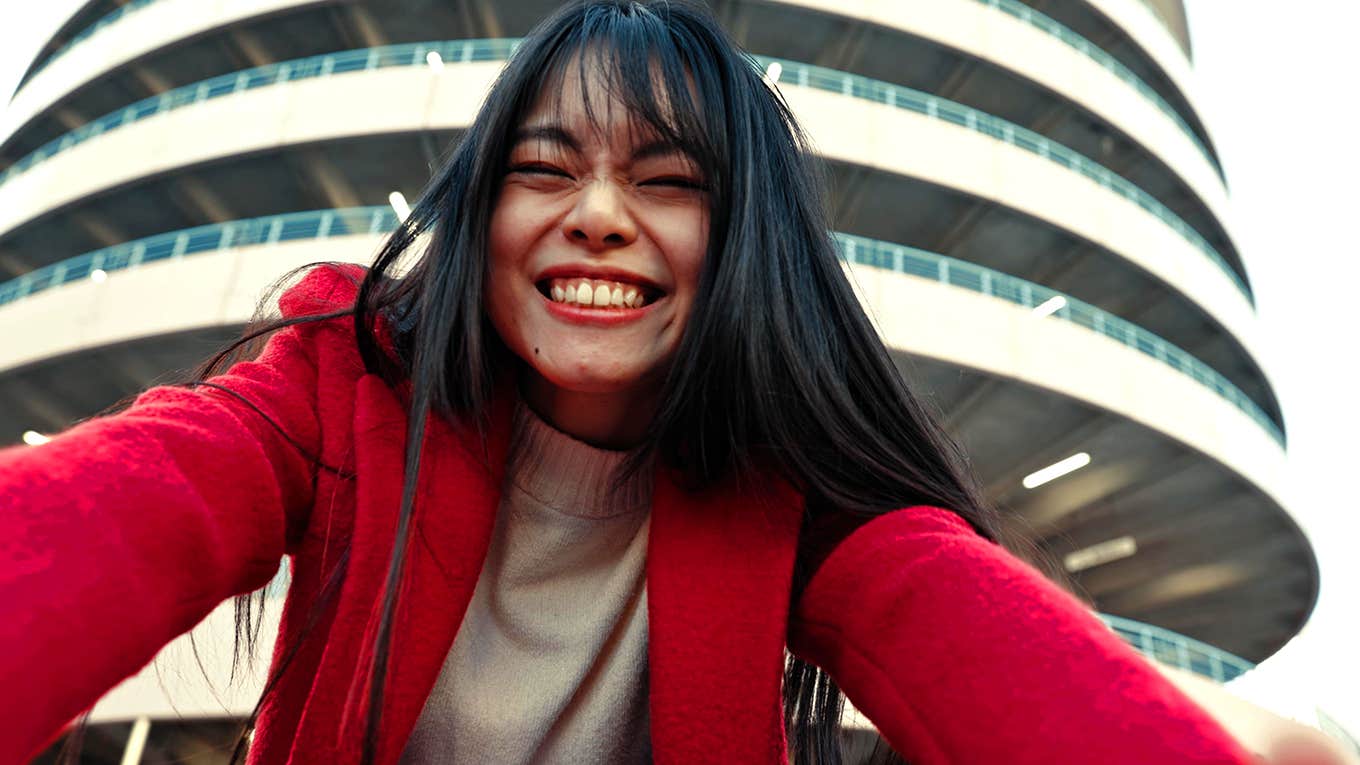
788 505 1256 764
0 320 323 763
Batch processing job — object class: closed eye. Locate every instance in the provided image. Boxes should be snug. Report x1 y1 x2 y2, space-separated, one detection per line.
640 176 708 191
509 163 572 178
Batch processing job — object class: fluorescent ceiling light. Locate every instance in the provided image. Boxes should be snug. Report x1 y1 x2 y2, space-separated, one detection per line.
1064 535 1136 573
22 430 50 446
426 51 444 72
1022 452 1090 489
388 191 411 221
1032 295 1066 318
90 268 107 283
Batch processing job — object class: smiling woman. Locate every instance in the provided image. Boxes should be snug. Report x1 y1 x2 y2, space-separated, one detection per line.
0 2 1271 765
487 61 710 447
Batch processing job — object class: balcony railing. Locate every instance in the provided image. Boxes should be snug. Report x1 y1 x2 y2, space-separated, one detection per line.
979 0 1218 178
0 40 512 191
1100 613 1254 683
0 207 1284 446
17 0 1217 190
758 55 1252 305
0 207 398 307
23 0 160 82
0 39 1254 307
835 231 1281 445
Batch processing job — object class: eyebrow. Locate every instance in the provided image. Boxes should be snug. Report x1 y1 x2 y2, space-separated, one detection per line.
511 125 582 154
511 124 695 163
630 138 692 163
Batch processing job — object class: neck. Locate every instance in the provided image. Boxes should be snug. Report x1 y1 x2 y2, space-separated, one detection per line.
521 373 660 450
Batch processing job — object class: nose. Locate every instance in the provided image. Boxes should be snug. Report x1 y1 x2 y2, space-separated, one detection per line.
562 180 637 250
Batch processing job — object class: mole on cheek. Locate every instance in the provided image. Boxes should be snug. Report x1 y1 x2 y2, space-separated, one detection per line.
534 347 540 355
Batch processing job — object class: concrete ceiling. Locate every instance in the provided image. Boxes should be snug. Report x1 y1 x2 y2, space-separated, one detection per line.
899 353 1314 660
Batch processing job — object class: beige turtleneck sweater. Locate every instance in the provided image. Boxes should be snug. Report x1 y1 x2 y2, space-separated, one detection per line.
399 404 653 764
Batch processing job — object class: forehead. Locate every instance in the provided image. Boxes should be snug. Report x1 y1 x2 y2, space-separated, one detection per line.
516 49 692 146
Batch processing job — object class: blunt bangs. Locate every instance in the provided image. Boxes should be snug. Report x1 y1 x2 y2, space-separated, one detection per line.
507 1 732 200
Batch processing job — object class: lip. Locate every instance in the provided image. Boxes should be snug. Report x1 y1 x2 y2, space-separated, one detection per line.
534 264 666 294
540 289 659 326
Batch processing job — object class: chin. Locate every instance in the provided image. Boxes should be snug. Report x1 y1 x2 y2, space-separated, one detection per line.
533 358 663 397
549 371 646 396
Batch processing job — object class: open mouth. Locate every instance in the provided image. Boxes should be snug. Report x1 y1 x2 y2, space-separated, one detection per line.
536 277 664 309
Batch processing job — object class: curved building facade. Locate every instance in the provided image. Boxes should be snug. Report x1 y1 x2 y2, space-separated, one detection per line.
1 0 1331 761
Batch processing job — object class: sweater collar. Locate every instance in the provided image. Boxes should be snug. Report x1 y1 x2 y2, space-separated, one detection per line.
505 401 652 519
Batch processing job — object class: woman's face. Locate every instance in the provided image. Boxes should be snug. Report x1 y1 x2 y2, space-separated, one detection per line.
485 67 710 444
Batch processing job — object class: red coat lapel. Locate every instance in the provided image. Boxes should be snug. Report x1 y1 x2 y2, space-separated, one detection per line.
647 469 804 763
290 375 513 764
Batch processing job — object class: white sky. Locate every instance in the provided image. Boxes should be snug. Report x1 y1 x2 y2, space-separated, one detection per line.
1180 0 1360 735
0 0 1356 737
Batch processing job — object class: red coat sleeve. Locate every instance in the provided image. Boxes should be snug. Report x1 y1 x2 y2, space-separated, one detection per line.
787 505 1256 764
0 298 332 761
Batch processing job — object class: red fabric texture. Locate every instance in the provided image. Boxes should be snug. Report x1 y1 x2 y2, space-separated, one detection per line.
0 265 1253 764
789 507 1255 764
0 301 326 760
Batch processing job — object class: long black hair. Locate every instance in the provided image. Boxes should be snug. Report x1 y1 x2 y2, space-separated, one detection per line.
183 2 1008 763
346 0 1005 518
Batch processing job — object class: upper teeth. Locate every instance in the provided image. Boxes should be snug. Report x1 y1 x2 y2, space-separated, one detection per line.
548 278 647 308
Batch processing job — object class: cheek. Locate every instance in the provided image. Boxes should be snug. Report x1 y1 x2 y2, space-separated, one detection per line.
483 276 516 358
485 219 525 343
486 205 540 306
487 206 519 274
488 189 547 263
665 213 709 300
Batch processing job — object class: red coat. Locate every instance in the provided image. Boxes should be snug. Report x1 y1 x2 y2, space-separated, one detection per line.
0 266 1253 764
